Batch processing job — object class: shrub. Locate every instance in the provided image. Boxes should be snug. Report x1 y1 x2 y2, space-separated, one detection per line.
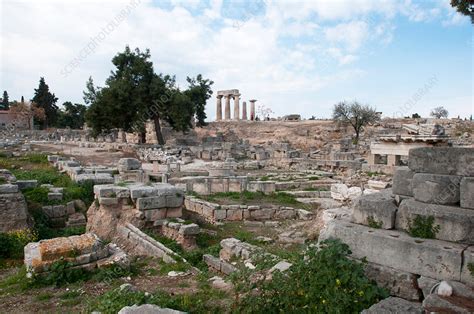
408 215 440 239
232 239 388 313
37 259 89 287
0 229 38 259
367 216 382 229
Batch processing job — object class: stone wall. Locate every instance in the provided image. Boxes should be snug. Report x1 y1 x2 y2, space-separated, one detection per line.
0 183 30 232
24 233 128 276
320 147 474 304
156 219 200 250
184 196 313 224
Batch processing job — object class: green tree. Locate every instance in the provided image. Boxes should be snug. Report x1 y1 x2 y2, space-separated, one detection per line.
332 100 380 144
85 46 213 144
450 0 473 23
32 77 59 128
83 76 99 106
184 74 214 127
1 91 9 110
57 102 87 129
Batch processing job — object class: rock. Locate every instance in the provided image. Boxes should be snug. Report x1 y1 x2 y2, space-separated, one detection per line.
408 147 474 176
119 283 137 292
392 166 414 196
422 294 473 313
167 271 186 277
256 236 273 244
0 191 29 233
331 184 361 201
460 177 474 209
117 158 142 172
209 276 233 292
15 180 38 190
437 281 453 296
269 261 292 273
296 209 313 220
412 173 461 205
352 189 397 229
118 304 186 314
361 297 423 313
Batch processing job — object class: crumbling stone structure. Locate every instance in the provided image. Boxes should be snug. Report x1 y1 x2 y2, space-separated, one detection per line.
320 147 474 311
0 182 30 232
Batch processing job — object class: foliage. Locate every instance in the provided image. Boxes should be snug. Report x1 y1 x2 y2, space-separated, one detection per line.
90 285 226 314
408 215 440 239
37 259 89 287
450 0 473 23
233 239 388 313
332 100 380 144
468 262 474 277
411 113 421 119
32 77 59 128
56 101 87 129
0 229 38 259
85 46 213 144
430 106 449 119
367 216 383 229
9 101 46 129
1 90 9 110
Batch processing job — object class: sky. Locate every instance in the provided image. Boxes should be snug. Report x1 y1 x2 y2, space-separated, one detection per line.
0 0 472 120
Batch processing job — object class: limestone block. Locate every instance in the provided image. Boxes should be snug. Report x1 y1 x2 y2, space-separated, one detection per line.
461 246 474 287
274 209 296 220
117 158 141 172
226 208 243 221
367 180 390 190
361 297 423 314
422 294 472 313
416 276 438 299
52 205 67 218
412 173 461 205
136 196 166 210
408 147 474 176
203 254 221 270
144 209 167 221
319 220 467 281
66 201 76 215
396 198 474 243
392 166 414 196
330 184 361 201
250 208 275 220
165 194 184 208
118 304 186 314
165 207 182 218
179 224 199 235
0 184 19 194
0 192 29 232
460 177 474 209
99 197 119 206
352 189 397 229
364 262 421 301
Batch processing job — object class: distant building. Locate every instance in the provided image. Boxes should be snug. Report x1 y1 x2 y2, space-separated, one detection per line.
0 110 32 130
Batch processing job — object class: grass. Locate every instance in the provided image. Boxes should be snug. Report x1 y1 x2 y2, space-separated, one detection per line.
198 191 309 208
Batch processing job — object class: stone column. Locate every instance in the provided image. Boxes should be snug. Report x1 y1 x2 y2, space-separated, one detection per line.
216 95 223 121
249 99 257 121
387 154 401 166
224 95 231 120
233 94 240 120
242 101 247 120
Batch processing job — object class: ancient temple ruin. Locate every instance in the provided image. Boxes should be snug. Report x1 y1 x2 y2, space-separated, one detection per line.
216 89 257 121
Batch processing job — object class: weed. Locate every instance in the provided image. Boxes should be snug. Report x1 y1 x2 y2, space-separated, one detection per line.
468 263 474 277
407 215 440 239
367 216 383 229
35 292 54 302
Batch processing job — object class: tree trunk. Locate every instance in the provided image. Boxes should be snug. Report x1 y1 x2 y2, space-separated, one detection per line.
153 115 165 145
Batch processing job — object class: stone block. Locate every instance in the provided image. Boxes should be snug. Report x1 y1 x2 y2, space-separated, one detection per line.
274 209 296 220
99 197 119 206
250 208 274 220
408 147 474 176
214 209 227 221
364 262 421 301
412 173 461 205
144 209 167 221
0 184 19 194
66 201 76 215
460 177 474 209
361 297 422 314
166 207 182 218
165 194 184 208
320 220 467 281
396 198 474 243
392 166 414 196
226 208 243 221
220 260 237 275
296 209 313 220
352 189 397 229
48 192 62 201
203 254 221 270
461 246 474 287
15 180 38 190
136 196 166 210
117 158 141 171
179 224 200 235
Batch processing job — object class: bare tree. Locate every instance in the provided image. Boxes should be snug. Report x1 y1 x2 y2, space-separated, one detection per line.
430 106 449 119
10 101 45 130
332 100 380 144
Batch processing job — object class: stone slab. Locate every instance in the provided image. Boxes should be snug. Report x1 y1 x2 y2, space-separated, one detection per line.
408 147 474 176
460 177 474 209
392 166 414 196
352 189 397 229
461 246 474 287
412 173 461 205
361 297 423 314
396 198 474 243
319 220 467 281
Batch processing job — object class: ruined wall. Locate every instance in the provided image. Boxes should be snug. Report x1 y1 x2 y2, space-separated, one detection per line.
0 184 30 232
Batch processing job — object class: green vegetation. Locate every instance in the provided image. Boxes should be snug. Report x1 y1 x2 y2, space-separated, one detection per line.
0 229 38 259
408 215 440 239
367 216 383 229
468 262 474 277
199 191 310 209
232 239 388 312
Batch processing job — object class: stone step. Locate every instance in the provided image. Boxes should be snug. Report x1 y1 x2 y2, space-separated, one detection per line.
396 198 474 243
319 220 467 281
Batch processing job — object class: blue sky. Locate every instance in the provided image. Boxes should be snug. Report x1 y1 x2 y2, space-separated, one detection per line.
1 0 472 119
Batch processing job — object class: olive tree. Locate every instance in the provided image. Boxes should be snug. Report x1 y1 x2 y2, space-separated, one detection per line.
332 101 380 144
430 106 449 119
